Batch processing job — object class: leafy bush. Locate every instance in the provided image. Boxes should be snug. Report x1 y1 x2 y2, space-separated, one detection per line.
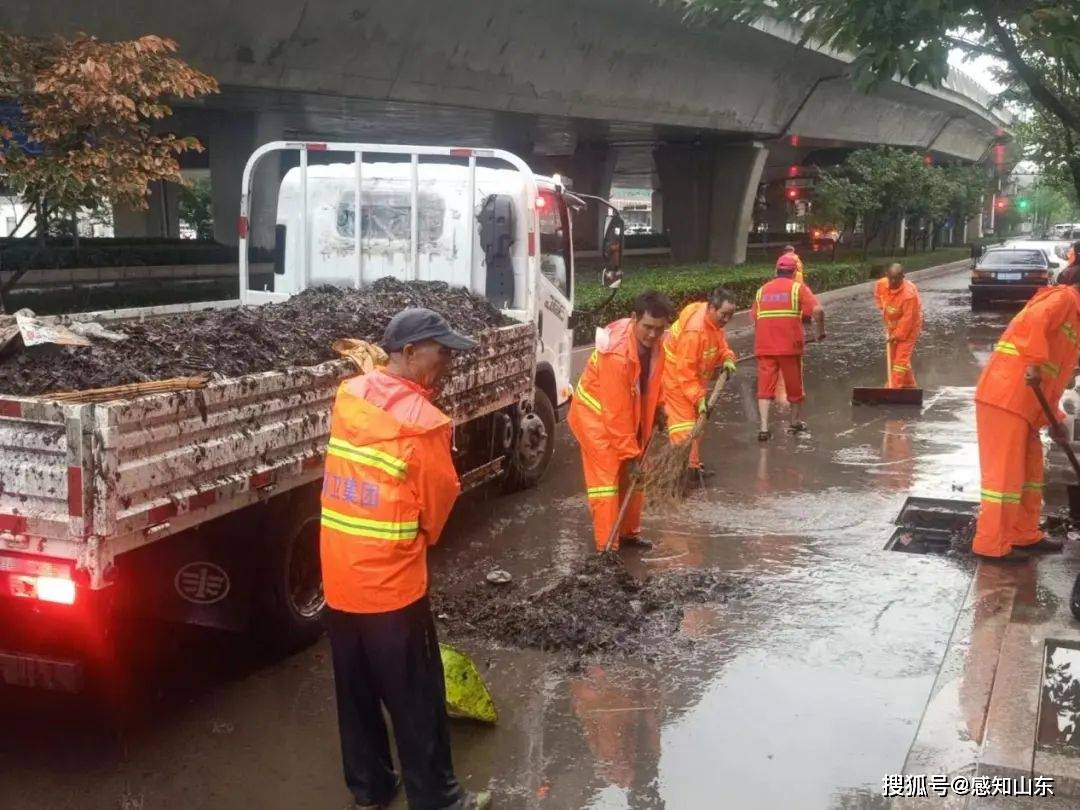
572 247 969 344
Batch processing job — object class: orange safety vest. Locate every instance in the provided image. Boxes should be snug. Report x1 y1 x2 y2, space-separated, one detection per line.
792 254 805 285
880 279 923 342
661 301 736 408
568 317 664 462
752 276 817 356
975 285 1080 427
320 369 460 614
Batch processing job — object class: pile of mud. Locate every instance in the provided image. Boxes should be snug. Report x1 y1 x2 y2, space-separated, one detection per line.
0 279 509 396
431 554 750 657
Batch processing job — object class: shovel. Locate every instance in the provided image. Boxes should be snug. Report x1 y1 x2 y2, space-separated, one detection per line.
1031 384 1080 520
851 339 924 406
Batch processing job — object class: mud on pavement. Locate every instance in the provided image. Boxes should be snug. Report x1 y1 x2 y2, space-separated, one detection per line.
431 553 751 660
0 278 508 396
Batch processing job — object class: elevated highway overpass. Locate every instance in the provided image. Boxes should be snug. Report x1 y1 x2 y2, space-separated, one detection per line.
2 0 1010 261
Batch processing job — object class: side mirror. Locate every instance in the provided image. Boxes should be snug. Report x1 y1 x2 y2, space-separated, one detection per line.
601 214 625 289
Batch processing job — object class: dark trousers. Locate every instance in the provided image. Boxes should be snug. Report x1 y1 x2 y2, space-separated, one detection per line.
326 596 463 809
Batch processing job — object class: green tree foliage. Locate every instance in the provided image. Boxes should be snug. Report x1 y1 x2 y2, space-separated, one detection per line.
814 147 989 249
178 177 214 240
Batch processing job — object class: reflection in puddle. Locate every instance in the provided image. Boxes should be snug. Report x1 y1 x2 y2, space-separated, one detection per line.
1038 641 1080 754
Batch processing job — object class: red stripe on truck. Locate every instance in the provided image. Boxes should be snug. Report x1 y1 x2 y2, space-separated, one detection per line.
147 502 179 524
0 400 23 418
0 514 28 534
250 471 274 490
66 467 83 518
187 490 217 510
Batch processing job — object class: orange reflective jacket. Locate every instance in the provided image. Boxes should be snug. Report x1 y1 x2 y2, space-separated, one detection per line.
793 254 805 285
975 285 1080 427
880 279 923 342
320 369 460 614
752 277 819 356
661 301 736 408
569 317 665 462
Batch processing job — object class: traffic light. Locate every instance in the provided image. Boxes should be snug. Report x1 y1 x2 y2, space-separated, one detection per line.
788 164 800 178
995 196 1008 211
1017 197 1030 212
786 187 799 200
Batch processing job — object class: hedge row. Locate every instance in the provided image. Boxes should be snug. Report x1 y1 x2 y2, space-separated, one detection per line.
0 239 273 270
572 247 970 344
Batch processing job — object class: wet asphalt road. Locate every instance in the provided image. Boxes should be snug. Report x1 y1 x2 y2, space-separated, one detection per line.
0 268 1019 810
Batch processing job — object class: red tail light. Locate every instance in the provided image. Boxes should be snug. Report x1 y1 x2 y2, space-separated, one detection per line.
0 552 77 605
1025 271 1050 282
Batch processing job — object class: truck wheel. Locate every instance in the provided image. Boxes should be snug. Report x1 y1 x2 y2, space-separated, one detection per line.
253 490 326 653
971 292 987 311
503 386 556 491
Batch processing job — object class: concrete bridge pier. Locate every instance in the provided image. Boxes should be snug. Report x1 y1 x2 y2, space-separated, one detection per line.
208 110 286 250
654 141 767 265
532 145 617 252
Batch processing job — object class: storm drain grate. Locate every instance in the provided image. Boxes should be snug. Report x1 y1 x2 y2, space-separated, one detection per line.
1037 640 1080 755
886 496 977 555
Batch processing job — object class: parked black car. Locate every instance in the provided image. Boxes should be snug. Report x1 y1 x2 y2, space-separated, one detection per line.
970 246 1052 310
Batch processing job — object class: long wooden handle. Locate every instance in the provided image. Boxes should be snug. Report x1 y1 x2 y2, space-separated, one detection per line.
1031 384 1080 480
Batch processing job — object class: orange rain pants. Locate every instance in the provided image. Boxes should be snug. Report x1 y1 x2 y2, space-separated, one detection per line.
580 449 643 552
971 402 1044 557
886 339 917 388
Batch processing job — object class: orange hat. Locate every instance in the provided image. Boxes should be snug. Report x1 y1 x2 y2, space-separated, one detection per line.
776 254 798 274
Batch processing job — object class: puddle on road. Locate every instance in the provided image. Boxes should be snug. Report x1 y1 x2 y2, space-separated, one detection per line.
1037 641 1080 756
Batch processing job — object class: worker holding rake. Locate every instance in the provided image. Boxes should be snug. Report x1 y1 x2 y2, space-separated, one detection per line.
661 286 738 477
569 291 674 551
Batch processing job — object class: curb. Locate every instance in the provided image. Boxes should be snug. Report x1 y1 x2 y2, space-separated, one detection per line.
571 258 971 364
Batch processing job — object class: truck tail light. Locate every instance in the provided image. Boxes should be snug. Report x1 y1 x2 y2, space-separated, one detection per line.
1025 271 1049 282
972 271 989 281
0 552 77 605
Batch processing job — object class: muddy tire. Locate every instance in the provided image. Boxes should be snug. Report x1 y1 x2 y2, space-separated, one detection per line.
971 291 988 311
252 487 326 654
503 386 556 491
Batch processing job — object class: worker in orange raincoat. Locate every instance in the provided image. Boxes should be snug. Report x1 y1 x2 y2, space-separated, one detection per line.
971 269 1080 560
661 286 738 475
320 308 491 810
753 259 826 440
569 291 674 551
876 262 923 388
781 244 805 284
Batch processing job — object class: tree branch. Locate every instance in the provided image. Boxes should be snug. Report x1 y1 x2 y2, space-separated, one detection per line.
979 9 1080 133
944 35 1005 61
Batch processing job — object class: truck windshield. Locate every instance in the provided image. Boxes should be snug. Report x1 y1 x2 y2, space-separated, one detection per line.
538 190 570 298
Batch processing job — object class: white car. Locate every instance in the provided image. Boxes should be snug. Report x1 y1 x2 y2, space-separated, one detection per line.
1002 239 1072 281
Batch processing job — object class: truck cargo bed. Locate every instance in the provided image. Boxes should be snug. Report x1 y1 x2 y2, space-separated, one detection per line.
0 322 535 589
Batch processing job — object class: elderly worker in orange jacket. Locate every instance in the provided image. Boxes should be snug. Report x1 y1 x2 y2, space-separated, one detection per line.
661 286 738 475
320 308 490 810
875 263 923 388
971 268 1080 561
569 290 674 551
782 244 805 284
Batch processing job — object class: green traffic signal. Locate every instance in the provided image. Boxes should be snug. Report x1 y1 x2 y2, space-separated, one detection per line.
1017 198 1030 211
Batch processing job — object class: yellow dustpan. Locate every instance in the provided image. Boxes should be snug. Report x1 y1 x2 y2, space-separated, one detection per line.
440 643 497 723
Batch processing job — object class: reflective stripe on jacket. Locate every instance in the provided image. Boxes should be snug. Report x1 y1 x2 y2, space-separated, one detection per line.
661 301 736 408
569 317 665 461
320 369 460 613
975 285 1080 427
752 276 819 356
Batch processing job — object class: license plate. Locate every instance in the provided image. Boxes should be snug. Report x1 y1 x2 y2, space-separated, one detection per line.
997 272 1022 281
0 651 83 692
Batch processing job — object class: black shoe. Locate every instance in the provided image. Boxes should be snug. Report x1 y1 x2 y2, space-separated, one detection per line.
619 534 654 549
788 421 808 434
354 774 401 809
757 430 771 442
1013 537 1064 554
